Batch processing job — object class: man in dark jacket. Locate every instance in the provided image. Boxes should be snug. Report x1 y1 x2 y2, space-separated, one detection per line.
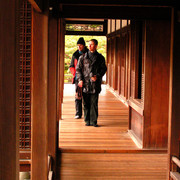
69 37 88 119
76 39 107 127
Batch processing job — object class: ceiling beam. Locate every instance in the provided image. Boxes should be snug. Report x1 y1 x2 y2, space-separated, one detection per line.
28 0 42 12
58 0 177 7
60 5 171 20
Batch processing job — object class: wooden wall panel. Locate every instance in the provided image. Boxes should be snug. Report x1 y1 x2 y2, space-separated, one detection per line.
144 20 170 148
0 0 20 179
107 63 111 87
116 37 121 94
111 64 114 88
111 38 114 88
121 67 125 96
120 35 126 97
130 108 143 142
106 39 111 85
131 71 135 98
127 31 131 100
168 8 180 176
113 37 118 90
130 25 136 98
118 66 121 94
31 9 48 179
125 33 130 100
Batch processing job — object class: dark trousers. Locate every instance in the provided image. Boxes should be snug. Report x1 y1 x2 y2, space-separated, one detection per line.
83 93 99 125
75 81 82 117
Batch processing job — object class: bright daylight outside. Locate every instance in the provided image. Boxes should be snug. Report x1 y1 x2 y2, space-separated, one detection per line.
64 35 107 84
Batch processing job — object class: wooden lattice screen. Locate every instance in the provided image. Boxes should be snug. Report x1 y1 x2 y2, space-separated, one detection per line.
19 0 31 150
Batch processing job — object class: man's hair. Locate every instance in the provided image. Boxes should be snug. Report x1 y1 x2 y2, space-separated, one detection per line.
90 39 98 45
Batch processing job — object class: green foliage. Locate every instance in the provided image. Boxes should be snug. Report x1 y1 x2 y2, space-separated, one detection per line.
65 35 107 83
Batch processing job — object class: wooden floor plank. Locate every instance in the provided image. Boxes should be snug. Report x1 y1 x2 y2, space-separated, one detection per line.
58 84 168 179
59 84 136 152
59 153 167 180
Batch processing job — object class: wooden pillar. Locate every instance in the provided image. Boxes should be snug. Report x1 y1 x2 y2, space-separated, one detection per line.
57 18 65 120
168 8 180 178
31 8 48 179
0 1 20 179
48 13 58 177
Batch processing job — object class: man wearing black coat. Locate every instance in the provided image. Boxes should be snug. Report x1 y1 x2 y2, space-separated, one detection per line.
76 39 107 127
69 37 88 119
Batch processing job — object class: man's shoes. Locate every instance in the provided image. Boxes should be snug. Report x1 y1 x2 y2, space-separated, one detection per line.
74 115 81 119
85 122 90 126
93 124 98 127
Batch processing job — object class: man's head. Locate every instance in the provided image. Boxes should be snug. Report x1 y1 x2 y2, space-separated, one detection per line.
89 39 98 53
77 37 85 51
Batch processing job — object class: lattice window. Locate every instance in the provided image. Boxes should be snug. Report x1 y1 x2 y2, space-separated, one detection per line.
66 24 103 32
65 20 107 35
19 0 31 150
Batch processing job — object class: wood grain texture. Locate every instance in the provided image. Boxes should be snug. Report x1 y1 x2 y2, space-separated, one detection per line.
58 85 168 179
59 153 167 180
0 1 19 179
144 20 170 148
48 15 58 178
31 8 48 179
168 9 180 177
59 84 136 152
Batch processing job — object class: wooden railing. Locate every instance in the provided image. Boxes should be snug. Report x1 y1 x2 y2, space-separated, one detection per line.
170 156 180 180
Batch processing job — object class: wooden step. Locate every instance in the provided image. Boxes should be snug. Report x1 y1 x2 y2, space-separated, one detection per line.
58 153 167 179
59 85 168 179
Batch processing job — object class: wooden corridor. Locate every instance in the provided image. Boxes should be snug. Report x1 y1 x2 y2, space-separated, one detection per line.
58 84 168 179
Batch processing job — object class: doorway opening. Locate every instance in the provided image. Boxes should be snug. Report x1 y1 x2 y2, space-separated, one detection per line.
64 35 107 84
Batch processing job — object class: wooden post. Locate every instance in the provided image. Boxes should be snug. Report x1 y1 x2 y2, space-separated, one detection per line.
0 1 20 179
168 8 180 179
48 13 58 178
31 8 48 179
57 18 65 120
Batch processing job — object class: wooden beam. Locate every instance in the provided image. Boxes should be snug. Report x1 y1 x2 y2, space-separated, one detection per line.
28 0 42 12
59 0 177 7
0 1 20 179
61 5 171 20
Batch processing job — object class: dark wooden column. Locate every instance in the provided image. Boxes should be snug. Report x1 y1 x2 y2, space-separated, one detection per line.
57 18 65 120
144 20 170 148
48 13 58 177
168 8 180 178
31 8 48 179
0 1 20 179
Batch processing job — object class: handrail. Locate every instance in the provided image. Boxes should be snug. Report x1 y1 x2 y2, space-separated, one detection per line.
170 156 180 180
170 172 180 180
48 155 53 180
172 156 180 168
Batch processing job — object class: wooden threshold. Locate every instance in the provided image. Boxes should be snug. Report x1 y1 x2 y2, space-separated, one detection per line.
59 148 167 153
